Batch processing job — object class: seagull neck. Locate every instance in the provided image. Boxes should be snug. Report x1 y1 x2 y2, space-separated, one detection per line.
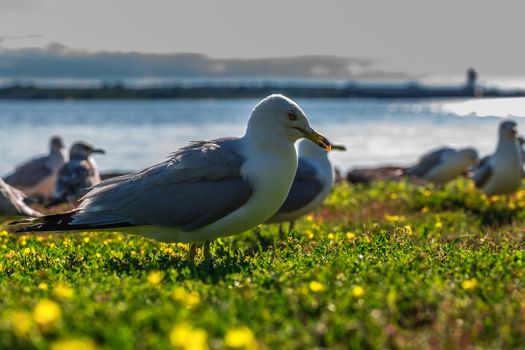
243 127 294 155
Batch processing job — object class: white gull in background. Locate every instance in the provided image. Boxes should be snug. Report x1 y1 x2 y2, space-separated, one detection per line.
266 139 345 233
48 142 106 207
473 120 523 196
4 136 67 199
405 147 479 185
13 95 332 262
0 178 41 218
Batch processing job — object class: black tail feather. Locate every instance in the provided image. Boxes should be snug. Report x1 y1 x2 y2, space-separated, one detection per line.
10 210 135 233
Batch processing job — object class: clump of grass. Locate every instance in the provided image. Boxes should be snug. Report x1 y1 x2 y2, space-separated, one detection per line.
0 179 524 349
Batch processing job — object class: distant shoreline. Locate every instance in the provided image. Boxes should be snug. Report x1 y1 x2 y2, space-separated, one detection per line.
1 82 524 100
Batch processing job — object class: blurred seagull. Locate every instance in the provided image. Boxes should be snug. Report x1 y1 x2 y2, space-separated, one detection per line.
0 178 41 217
473 120 523 196
4 136 67 199
266 139 346 235
47 142 106 207
12 95 333 263
405 146 479 185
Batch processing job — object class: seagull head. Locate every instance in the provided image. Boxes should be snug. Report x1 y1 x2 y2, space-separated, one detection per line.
458 147 479 167
70 141 106 159
50 135 65 151
248 94 332 151
499 120 518 140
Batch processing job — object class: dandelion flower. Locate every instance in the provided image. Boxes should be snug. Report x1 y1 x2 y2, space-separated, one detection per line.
170 323 208 350
309 281 326 293
33 299 61 328
147 271 163 285
54 284 74 299
51 338 98 350
352 285 365 298
224 326 256 349
462 279 478 290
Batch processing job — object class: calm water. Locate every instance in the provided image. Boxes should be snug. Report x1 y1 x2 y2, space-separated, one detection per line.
1 97 525 175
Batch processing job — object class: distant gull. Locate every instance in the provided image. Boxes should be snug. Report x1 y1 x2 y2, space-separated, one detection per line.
0 178 41 217
47 141 106 207
405 147 478 185
266 139 346 234
13 95 332 262
4 136 67 200
473 120 523 196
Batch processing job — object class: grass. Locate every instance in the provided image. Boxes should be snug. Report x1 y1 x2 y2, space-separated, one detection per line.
0 178 524 350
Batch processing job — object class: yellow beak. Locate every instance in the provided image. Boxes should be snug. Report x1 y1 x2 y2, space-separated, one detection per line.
302 127 332 151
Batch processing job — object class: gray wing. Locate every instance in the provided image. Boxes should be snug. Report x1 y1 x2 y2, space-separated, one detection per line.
405 147 454 177
0 179 41 217
70 138 253 231
4 156 53 188
472 159 493 188
277 159 324 213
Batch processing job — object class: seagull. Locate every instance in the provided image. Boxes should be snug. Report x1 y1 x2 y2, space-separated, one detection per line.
266 139 346 235
12 95 332 263
473 120 523 196
405 147 479 185
0 178 41 218
47 142 106 207
4 136 67 200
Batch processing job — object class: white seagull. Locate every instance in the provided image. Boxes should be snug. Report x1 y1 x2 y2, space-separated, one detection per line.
13 95 332 261
405 147 479 185
47 141 106 207
0 178 41 218
4 136 67 200
473 120 523 196
266 139 345 233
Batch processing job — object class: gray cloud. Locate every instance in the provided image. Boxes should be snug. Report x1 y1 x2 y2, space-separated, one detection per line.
0 43 412 84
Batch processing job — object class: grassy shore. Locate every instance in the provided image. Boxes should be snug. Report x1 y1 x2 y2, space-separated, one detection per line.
0 179 524 349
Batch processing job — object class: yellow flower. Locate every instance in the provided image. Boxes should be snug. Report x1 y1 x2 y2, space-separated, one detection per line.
224 326 256 349
51 338 98 350
309 281 326 293
83 237 90 244
23 247 31 255
0 230 8 237
403 225 413 235
384 214 405 223
54 284 74 299
10 311 33 335
38 282 48 291
346 232 355 240
434 221 443 229
172 287 201 308
352 285 365 298
170 323 208 350
423 190 432 197
33 299 61 328
327 233 335 240
462 279 478 290
421 207 429 214
305 215 314 222
147 271 163 285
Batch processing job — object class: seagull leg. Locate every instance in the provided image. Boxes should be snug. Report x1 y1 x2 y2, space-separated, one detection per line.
203 241 213 267
188 243 198 267
289 220 296 234
278 223 285 240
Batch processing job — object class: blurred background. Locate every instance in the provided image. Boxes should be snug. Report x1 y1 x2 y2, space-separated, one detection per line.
1 0 525 174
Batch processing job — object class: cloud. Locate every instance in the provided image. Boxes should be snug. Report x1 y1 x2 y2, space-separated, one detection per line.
0 43 412 84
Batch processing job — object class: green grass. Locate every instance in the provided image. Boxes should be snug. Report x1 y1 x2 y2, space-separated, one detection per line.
0 178 524 349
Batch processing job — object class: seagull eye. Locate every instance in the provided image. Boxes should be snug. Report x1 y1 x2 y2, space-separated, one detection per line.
288 112 297 121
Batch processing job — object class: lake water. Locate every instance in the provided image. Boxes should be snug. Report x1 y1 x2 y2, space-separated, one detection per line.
1 97 525 175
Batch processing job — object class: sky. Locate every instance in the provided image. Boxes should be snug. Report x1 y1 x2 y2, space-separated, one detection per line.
0 0 524 84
